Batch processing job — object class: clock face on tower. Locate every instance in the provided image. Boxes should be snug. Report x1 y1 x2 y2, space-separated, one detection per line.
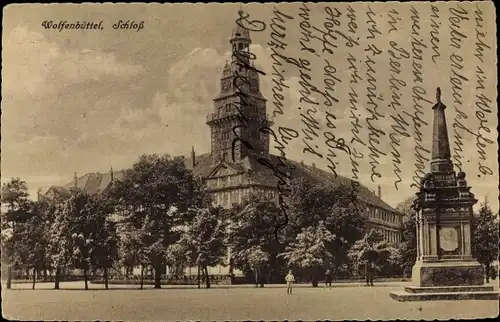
222 79 231 92
250 79 258 93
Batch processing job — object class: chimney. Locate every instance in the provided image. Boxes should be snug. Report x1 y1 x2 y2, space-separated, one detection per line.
191 146 196 168
110 166 114 182
74 172 78 189
312 162 316 168
377 185 381 198
300 160 304 165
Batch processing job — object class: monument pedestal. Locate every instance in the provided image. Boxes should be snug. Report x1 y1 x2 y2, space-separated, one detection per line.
390 260 498 301
411 260 484 287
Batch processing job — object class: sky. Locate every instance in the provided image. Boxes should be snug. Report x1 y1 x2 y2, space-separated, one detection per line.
2 2 498 212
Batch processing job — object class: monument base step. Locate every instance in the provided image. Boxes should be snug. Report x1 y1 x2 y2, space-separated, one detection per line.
404 285 494 293
390 289 499 301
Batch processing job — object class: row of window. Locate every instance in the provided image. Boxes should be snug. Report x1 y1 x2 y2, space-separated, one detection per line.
231 42 248 53
216 103 261 116
215 189 242 208
214 188 274 208
206 175 247 189
220 131 232 141
368 207 402 225
216 130 264 143
384 230 401 244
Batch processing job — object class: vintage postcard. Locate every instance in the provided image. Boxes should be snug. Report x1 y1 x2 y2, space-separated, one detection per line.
1 1 498 321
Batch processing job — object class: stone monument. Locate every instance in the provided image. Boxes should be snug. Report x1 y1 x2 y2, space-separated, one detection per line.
390 88 499 301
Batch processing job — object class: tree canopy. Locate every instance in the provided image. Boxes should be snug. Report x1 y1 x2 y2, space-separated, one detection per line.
109 154 207 288
2 155 421 289
395 196 417 277
227 194 283 285
471 199 499 282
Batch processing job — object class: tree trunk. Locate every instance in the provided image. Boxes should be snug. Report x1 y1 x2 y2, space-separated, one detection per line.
32 267 36 289
140 265 144 289
104 267 109 289
83 268 89 290
254 268 259 287
228 259 234 275
154 262 162 289
197 266 201 289
228 258 234 284
311 269 319 287
485 264 490 283
7 265 12 289
204 266 210 289
54 268 60 290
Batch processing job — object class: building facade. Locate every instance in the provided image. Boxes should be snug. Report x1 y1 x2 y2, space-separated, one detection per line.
45 15 404 278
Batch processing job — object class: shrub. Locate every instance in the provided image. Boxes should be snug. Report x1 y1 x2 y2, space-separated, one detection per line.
90 275 233 285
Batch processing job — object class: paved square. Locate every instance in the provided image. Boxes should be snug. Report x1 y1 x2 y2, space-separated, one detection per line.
2 282 498 320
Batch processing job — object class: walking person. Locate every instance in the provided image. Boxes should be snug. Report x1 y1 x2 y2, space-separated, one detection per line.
365 260 374 286
324 269 332 289
285 270 295 295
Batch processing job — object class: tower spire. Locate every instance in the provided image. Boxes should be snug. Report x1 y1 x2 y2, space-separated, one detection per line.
207 13 270 163
230 10 251 65
430 87 453 173
73 172 78 189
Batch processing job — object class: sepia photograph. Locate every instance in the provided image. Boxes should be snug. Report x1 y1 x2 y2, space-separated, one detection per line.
1 1 499 320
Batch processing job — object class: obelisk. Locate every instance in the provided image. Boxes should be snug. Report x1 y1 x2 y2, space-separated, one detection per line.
390 88 498 301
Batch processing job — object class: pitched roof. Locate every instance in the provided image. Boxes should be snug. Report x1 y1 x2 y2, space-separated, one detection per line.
292 160 397 213
47 152 398 213
189 153 397 212
44 185 71 198
45 170 126 196
235 154 398 213
185 153 213 177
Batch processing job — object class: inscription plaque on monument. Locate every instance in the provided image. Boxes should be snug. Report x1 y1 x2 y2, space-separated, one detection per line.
440 227 459 252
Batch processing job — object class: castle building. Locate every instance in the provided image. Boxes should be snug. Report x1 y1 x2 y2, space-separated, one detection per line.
45 14 404 277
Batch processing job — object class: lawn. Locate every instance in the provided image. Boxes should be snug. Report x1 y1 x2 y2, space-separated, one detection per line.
2 282 498 320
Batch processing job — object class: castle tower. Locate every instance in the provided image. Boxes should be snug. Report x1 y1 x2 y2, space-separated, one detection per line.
206 11 271 163
390 88 498 301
